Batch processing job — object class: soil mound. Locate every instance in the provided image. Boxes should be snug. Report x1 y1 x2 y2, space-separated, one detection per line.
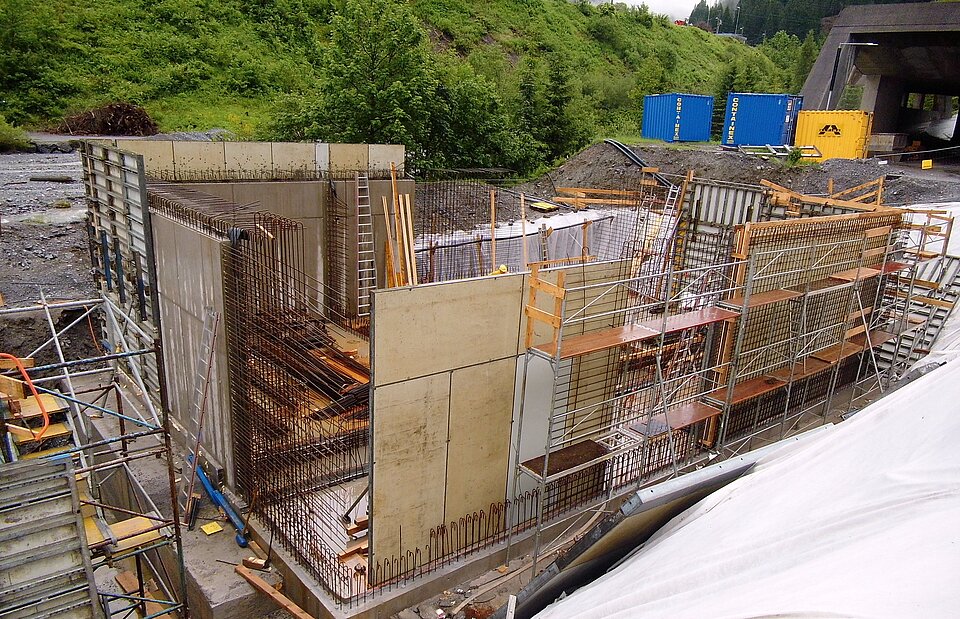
58 102 159 136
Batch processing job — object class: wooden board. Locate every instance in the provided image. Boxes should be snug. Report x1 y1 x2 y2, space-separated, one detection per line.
811 341 863 364
235 565 315 619
12 422 72 444
664 401 722 429
6 393 69 419
0 357 34 370
337 534 368 562
724 288 802 308
829 266 881 282
111 516 163 553
706 375 787 406
521 439 607 478
540 307 738 360
344 514 368 536
849 329 896 349
765 358 832 382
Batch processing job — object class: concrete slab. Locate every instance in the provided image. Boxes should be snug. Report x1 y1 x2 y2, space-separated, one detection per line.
271 142 317 173
173 142 226 176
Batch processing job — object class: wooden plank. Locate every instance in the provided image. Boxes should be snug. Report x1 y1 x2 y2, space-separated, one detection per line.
863 225 892 238
111 516 163 552
235 565 315 619
0 357 34 370
895 290 954 309
554 197 642 206
706 375 787 406
6 393 68 419
850 329 896 349
635 307 739 336
337 535 368 562
529 276 565 299
525 305 561 329
0 375 25 399
879 261 909 274
766 358 831 381
521 439 607 478
344 514 368 536
664 401 721 429
556 187 646 197
724 288 803 308
811 341 863 364
829 266 881 282
13 422 72 444
862 245 894 259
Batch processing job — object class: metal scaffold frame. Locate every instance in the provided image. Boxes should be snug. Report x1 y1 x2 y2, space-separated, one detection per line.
511 207 927 572
0 295 189 619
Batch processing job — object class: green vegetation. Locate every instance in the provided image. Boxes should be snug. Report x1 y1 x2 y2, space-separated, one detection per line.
0 114 29 152
0 0 823 172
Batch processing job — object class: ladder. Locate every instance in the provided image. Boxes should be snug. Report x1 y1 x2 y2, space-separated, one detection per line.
177 308 220 527
356 172 376 318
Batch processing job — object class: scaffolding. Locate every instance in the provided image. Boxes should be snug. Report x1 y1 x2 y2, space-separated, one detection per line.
511 203 932 570
0 295 188 618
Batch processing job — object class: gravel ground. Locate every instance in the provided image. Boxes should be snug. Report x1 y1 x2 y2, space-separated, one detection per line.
518 142 960 206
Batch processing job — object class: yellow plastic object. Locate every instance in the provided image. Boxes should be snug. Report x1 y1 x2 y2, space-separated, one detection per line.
201 521 224 535
794 111 873 161
922 159 933 170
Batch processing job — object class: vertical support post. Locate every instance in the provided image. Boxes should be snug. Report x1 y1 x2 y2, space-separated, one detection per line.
490 189 498 271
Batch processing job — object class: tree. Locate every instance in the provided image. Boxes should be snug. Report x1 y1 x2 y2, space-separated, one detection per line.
312 0 438 153
688 0 709 24
791 30 818 93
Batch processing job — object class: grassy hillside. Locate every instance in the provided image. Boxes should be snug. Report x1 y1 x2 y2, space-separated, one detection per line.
1 0 794 167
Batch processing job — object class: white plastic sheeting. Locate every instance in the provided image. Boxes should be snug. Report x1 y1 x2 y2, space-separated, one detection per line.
537 355 960 619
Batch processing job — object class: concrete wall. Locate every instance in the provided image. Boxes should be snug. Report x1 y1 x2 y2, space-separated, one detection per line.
369 260 628 565
152 214 235 488
95 140 405 179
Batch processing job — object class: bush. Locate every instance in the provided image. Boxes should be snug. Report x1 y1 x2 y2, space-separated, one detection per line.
0 114 30 152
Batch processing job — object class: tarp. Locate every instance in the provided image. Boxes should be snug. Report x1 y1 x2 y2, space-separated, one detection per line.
537 354 960 618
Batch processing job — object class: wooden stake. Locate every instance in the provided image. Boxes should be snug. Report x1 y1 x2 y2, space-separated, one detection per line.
404 194 418 286
827 177 834 195
397 194 411 286
235 565 315 619
390 163 406 285
490 189 497 270
520 193 528 269
381 197 397 288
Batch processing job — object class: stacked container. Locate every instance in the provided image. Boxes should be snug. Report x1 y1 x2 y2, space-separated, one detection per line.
722 93 803 146
794 111 873 161
642 93 714 143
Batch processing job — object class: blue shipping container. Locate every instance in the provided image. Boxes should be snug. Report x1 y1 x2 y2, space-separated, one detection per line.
722 93 803 146
642 93 714 143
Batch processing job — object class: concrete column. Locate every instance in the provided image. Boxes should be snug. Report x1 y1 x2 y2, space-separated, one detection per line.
860 75 905 133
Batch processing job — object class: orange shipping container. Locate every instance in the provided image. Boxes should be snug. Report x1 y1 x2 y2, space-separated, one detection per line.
794 111 873 161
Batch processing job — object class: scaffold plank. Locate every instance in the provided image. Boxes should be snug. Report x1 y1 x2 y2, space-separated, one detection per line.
539 307 738 359
665 401 722 429
724 288 803 308
521 439 607 478
707 375 787 406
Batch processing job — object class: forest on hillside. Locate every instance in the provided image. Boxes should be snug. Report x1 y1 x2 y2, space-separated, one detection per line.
2 0 823 171
688 0 931 43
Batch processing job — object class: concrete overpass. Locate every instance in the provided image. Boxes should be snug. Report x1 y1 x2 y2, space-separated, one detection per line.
801 3 960 144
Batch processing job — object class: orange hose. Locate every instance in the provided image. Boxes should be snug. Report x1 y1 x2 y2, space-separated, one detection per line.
0 353 50 441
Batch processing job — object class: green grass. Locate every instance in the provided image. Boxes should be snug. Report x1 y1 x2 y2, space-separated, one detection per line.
0 0 792 147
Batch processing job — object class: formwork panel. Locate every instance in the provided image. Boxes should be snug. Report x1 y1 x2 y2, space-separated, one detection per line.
316 143 330 171
173 141 227 175
444 358 516 522
372 274 525 386
371 372 450 562
119 139 176 175
271 141 318 172
368 144 405 171
225 141 272 175
329 143 369 172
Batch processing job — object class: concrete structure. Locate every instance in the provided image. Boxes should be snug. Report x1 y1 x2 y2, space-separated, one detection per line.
801 3 960 141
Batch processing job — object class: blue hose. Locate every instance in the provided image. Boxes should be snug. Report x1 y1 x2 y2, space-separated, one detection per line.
189 454 248 547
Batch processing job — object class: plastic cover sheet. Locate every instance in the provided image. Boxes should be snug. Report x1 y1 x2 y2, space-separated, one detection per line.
537 355 960 619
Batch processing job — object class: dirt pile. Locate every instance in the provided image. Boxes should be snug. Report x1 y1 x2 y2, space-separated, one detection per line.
520 142 960 206
58 102 159 136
